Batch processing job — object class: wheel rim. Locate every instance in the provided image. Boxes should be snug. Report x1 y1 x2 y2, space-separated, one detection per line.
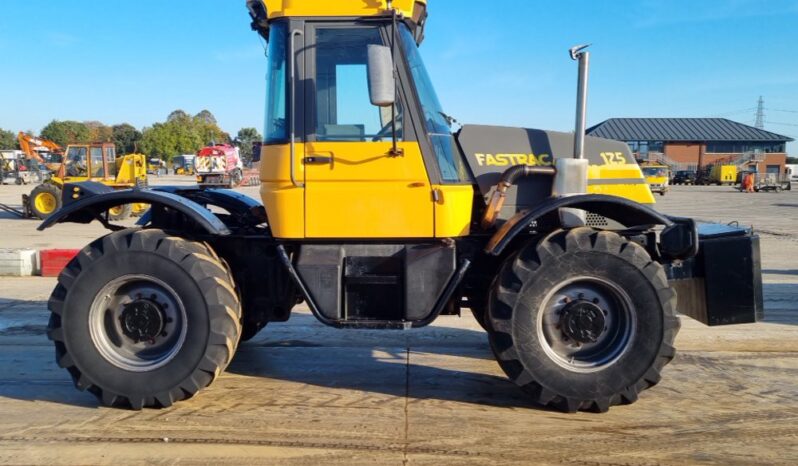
536 276 636 373
35 191 57 214
89 275 188 372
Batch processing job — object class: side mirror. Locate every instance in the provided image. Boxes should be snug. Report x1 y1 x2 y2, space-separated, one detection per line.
367 44 395 107
251 142 262 163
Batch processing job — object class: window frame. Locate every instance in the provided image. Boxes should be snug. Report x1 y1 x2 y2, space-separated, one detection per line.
395 23 472 185
302 20 418 145
296 18 472 186
263 20 291 145
89 146 105 178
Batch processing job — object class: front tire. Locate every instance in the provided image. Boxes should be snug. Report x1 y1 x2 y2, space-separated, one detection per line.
47 229 242 409
487 228 679 413
29 183 62 220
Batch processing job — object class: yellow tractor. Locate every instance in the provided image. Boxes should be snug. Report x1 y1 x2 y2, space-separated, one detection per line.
27 142 147 220
38 0 762 413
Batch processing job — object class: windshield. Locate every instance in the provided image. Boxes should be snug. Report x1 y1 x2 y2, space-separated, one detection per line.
264 21 288 144
399 25 469 183
643 167 666 177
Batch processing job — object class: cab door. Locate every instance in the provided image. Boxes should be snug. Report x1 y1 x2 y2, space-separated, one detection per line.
303 24 434 239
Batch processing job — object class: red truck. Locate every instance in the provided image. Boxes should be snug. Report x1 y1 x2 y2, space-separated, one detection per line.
195 144 248 188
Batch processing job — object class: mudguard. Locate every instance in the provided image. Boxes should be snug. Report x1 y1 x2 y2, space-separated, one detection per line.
37 182 231 235
144 186 267 227
485 194 674 256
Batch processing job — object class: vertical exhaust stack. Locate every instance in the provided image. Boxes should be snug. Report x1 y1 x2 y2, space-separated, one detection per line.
571 44 591 161
554 44 592 227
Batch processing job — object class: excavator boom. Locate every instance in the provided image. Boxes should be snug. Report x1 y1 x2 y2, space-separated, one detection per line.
17 132 63 171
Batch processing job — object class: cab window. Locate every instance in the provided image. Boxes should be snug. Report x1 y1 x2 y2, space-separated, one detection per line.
90 147 104 177
264 21 288 144
314 27 403 142
65 147 88 177
399 25 469 182
105 147 117 177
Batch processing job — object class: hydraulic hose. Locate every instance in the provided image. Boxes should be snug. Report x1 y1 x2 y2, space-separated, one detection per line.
480 165 557 230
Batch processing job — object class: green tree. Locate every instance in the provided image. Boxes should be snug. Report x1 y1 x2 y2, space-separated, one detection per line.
167 110 190 122
195 119 229 146
112 124 143 155
235 127 262 165
141 123 178 161
195 109 217 125
40 120 91 147
140 110 230 162
0 128 17 150
788 156 798 164
84 121 113 142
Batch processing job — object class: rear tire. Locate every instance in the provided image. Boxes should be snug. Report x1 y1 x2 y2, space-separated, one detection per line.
47 229 242 409
231 169 244 187
487 228 679 413
107 204 132 221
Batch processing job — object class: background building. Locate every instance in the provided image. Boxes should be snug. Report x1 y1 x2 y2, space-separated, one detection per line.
587 118 793 176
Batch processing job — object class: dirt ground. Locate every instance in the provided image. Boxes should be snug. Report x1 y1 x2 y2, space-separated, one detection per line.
0 179 796 465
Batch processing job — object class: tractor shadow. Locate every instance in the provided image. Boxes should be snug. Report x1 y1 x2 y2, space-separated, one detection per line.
761 283 798 327
2 283 795 411
228 311 546 410
0 299 544 410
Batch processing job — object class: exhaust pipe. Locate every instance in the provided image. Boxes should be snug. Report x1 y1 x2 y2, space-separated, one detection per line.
480 45 593 231
480 165 556 230
570 44 590 161
552 45 592 228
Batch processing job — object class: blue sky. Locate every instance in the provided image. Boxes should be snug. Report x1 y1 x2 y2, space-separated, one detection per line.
1 0 797 153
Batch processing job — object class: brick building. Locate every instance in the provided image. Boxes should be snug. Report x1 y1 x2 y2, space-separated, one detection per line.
587 118 793 176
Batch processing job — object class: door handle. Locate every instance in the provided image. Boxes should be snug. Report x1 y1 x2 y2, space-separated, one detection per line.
304 155 333 164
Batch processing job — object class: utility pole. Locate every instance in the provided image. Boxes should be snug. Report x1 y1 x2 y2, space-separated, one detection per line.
755 96 765 129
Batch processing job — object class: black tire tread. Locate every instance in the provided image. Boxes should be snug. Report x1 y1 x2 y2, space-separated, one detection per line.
487 227 679 413
46 228 242 409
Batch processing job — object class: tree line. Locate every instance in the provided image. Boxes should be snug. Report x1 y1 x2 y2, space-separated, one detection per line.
0 110 262 164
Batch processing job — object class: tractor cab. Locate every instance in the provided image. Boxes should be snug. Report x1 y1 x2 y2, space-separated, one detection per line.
61 143 117 181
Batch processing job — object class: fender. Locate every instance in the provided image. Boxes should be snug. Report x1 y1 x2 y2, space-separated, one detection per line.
147 186 268 227
38 182 231 235
485 194 674 256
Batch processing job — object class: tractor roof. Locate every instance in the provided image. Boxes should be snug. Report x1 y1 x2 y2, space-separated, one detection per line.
253 0 426 20
247 0 429 43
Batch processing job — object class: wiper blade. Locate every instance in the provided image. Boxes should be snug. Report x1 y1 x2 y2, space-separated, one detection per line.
438 111 460 128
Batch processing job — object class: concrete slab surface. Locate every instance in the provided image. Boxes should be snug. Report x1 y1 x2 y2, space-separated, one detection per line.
0 181 796 464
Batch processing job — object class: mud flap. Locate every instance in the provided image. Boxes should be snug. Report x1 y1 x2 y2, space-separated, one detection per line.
666 224 764 326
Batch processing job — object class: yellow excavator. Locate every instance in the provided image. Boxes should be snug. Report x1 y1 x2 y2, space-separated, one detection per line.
27 142 148 220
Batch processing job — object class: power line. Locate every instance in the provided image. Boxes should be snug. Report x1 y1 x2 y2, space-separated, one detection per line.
710 107 757 117
766 121 798 127
767 108 798 114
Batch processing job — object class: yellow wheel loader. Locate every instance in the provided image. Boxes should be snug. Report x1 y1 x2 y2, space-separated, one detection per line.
39 0 763 413
26 143 148 220
640 163 670 196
